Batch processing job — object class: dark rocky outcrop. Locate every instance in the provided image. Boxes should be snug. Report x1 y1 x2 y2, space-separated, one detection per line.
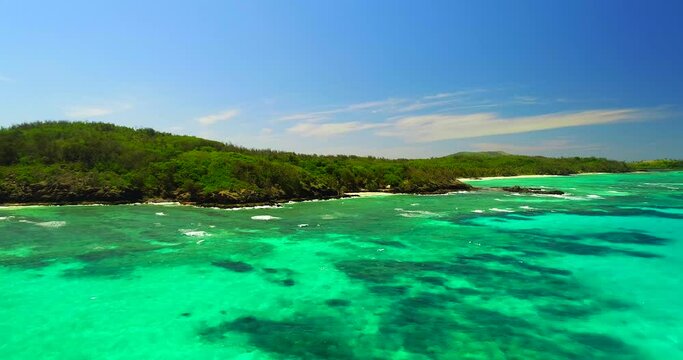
498 186 565 195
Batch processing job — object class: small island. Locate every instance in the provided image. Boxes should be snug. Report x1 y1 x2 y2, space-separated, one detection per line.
0 121 653 208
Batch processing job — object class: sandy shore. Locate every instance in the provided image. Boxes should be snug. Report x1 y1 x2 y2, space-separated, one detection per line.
345 192 397 197
459 174 562 182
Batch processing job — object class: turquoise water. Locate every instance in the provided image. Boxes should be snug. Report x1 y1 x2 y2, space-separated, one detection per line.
1 172 682 359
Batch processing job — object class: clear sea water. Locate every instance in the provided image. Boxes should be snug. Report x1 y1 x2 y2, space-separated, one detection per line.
1 172 682 359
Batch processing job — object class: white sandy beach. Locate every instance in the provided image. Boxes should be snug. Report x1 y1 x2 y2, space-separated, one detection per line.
345 192 397 197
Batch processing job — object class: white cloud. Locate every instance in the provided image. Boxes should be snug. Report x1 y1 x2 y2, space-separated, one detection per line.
395 98 466 113
279 112 330 122
0 75 12 83
512 95 538 104
471 139 601 154
423 92 458 100
346 99 403 111
288 121 385 137
377 108 648 143
64 102 132 119
196 109 240 125
278 90 491 123
279 98 405 122
65 107 116 118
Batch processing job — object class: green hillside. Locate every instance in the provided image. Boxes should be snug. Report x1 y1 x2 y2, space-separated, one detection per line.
629 159 683 170
0 122 632 206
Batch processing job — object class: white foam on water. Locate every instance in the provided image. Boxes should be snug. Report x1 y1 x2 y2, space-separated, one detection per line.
531 193 587 201
148 240 182 247
321 214 336 220
298 224 309 228
447 190 472 194
35 221 67 228
643 182 681 190
0 216 12 221
0 205 49 210
472 210 485 214
519 206 534 210
155 212 166 216
620 206 683 215
489 208 514 213
147 202 181 206
222 204 282 211
394 208 441 218
179 229 210 237
586 194 604 199
251 215 281 221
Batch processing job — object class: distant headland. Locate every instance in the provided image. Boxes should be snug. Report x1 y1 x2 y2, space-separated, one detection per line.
0 121 678 208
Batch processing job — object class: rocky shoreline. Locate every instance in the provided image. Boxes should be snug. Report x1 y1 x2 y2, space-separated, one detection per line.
0 182 475 209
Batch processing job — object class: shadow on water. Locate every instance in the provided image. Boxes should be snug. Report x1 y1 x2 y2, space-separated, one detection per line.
328 248 643 359
212 260 254 272
199 315 357 359
492 229 665 260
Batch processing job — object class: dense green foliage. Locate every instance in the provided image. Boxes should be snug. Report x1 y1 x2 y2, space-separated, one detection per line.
0 122 632 205
629 159 683 170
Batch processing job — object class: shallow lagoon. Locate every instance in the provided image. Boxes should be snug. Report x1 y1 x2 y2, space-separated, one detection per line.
1 172 682 359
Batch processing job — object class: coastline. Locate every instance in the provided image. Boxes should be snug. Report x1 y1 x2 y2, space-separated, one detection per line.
344 192 397 198
459 171 625 182
0 190 442 209
2 171 652 209
0 195 351 210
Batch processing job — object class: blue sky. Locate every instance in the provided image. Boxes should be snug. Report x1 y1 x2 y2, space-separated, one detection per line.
1 0 681 160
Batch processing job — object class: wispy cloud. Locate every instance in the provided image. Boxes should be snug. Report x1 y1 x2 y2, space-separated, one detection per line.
512 95 538 105
65 107 116 118
279 98 403 122
196 109 240 125
377 108 650 143
288 121 385 137
64 102 132 119
279 112 331 122
279 89 490 122
0 75 13 83
422 89 485 100
471 139 601 154
395 98 465 113
423 92 459 100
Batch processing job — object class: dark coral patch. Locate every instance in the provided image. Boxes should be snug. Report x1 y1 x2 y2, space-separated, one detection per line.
211 260 254 272
199 315 355 359
596 231 670 246
335 259 447 283
325 299 351 307
363 239 408 248
569 332 635 354
417 276 449 286
369 285 410 296
62 263 134 279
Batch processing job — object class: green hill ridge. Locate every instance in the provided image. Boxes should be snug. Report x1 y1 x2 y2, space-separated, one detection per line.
0 121 635 206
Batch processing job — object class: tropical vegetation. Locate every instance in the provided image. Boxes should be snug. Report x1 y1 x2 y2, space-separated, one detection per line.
0 122 634 206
